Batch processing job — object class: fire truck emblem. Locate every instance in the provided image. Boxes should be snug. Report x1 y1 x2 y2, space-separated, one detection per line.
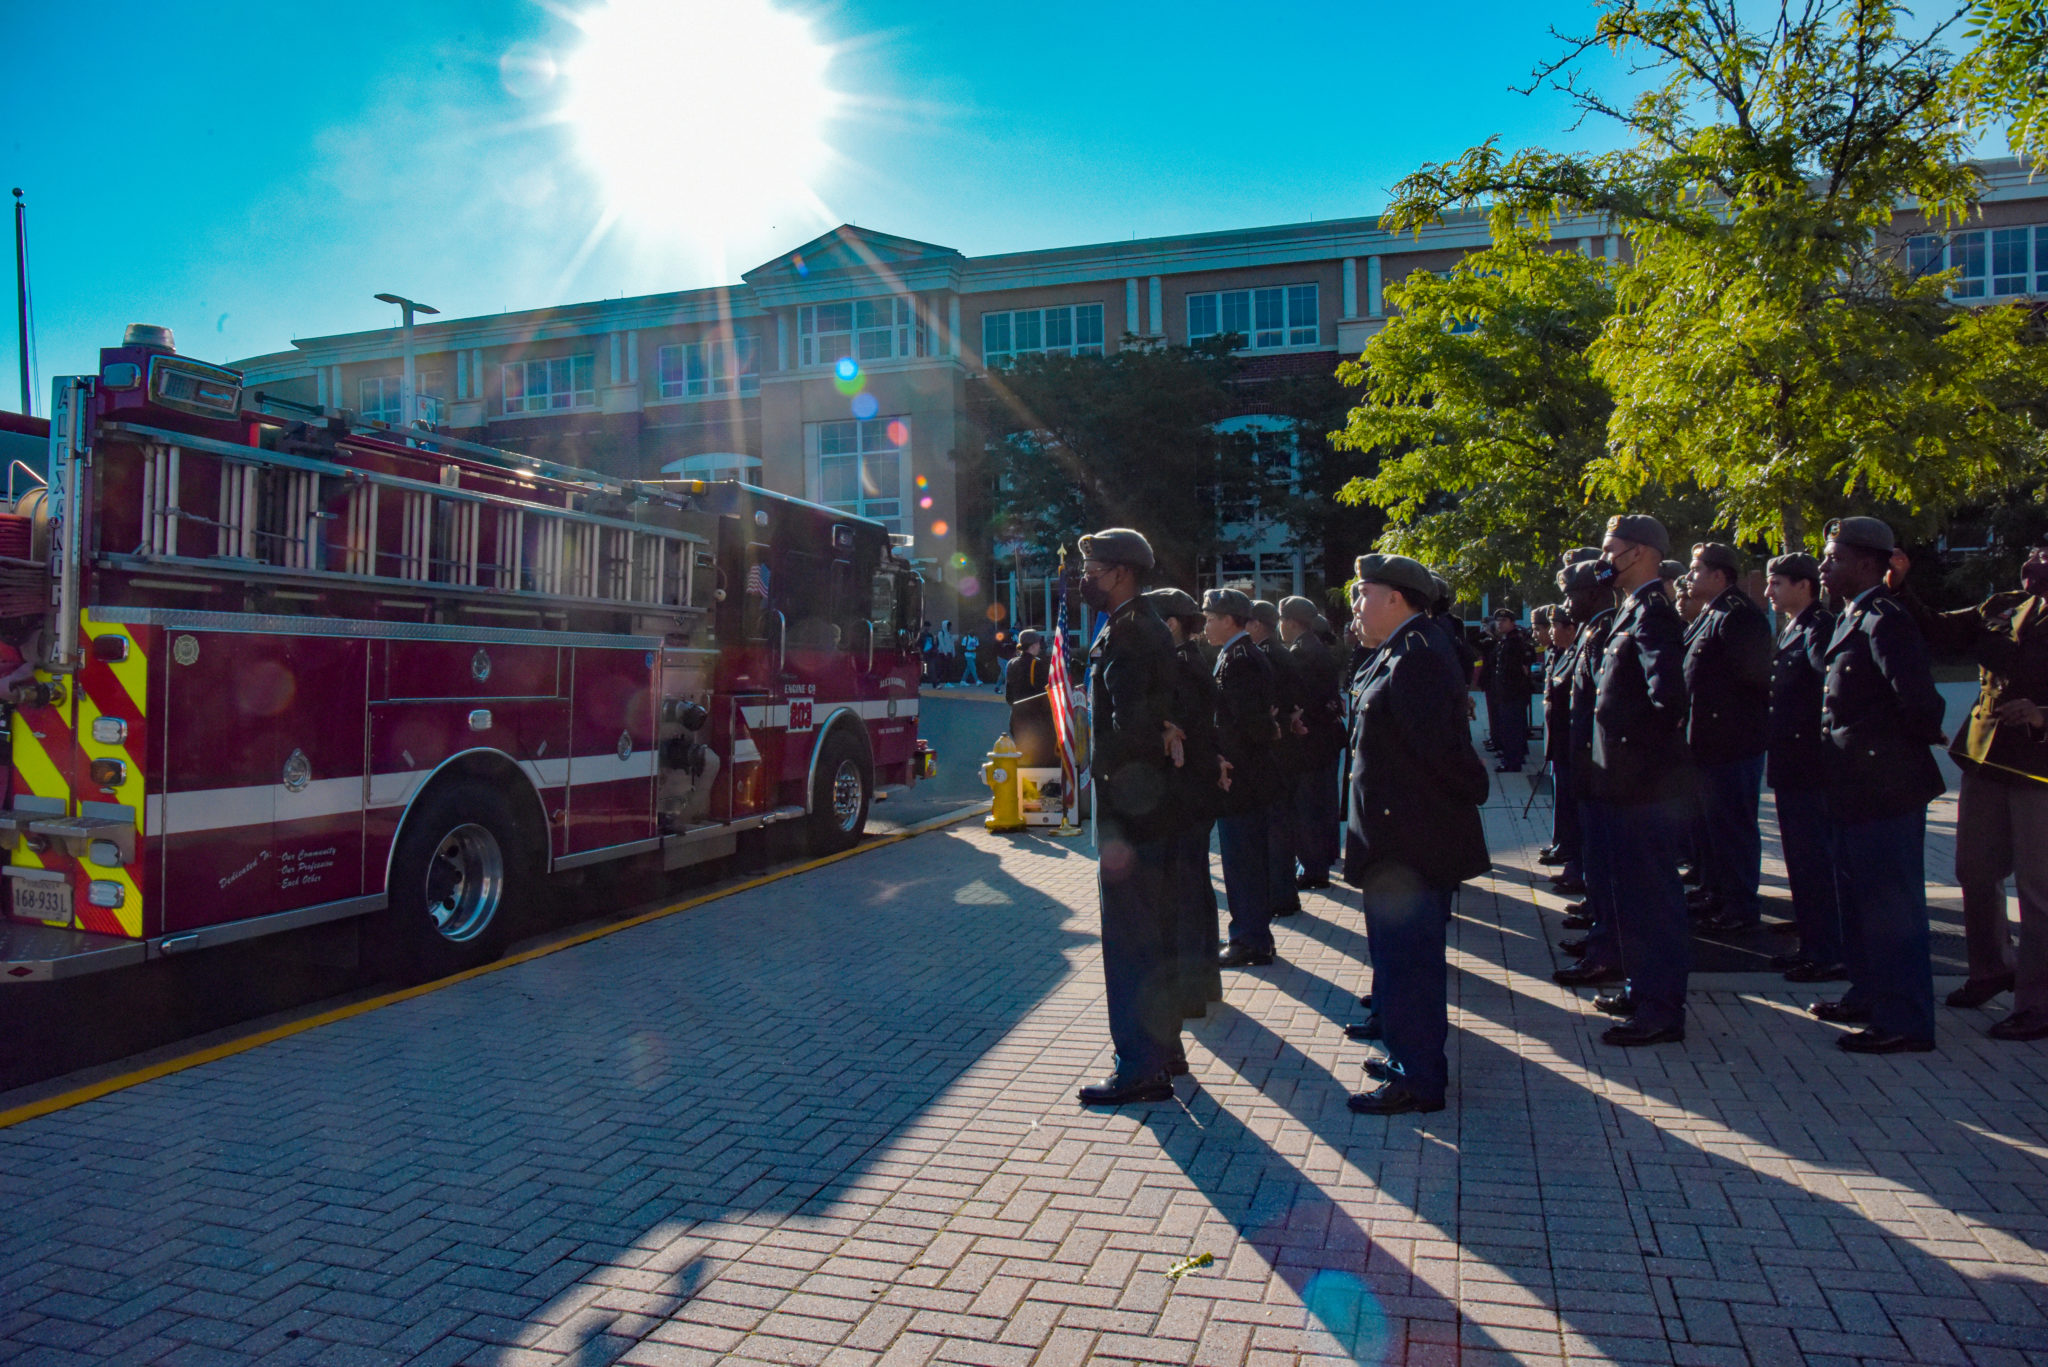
281 748 311 793
617 730 633 762
471 648 492 682
172 634 200 666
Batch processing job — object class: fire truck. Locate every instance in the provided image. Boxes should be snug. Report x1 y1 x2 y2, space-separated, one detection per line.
0 326 931 984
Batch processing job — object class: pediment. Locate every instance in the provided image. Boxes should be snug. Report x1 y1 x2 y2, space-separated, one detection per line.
743 225 966 302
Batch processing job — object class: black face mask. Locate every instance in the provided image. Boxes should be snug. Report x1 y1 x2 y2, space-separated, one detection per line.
2023 561 2048 598
1592 557 1620 586
1078 576 1110 612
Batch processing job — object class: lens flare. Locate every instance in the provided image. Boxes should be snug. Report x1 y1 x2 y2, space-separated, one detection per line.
851 392 879 419
958 576 981 597
886 419 909 446
914 474 928 488
929 520 949 537
919 495 933 509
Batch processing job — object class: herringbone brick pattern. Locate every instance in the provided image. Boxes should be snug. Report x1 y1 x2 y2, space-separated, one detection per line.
1 777 2044 1365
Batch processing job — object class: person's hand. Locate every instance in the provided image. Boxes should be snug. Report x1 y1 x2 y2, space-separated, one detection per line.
1885 548 1911 593
1465 696 1477 720
1216 756 1234 792
1995 697 2046 730
1290 705 1308 736
1162 719 1187 767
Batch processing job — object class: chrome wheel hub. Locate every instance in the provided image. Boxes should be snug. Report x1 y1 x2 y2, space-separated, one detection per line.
830 760 865 832
424 822 505 943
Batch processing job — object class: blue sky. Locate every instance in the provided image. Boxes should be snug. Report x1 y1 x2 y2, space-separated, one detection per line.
1 0 1647 402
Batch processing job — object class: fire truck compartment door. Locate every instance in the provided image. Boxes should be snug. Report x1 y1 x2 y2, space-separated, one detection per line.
565 647 656 854
368 697 571 864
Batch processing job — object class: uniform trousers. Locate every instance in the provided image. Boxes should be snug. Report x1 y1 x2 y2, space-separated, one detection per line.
1604 796 1691 1032
1954 768 2048 1015
1492 691 1529 770
1357 862 1453 1105
1172 822 1224 1013
1579 798 1623 971
1550 757 1583 878
1096 831 1178 1078
1294 752 1343 877
1267 794 1302 914
1772 786 1842 967
1833 807 1936 1040
1696 754 1765 924
1217 807 1274 953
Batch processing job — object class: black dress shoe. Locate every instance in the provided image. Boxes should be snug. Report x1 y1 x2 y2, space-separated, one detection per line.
1357 992 1373 1009
1685 886 1717 910
1562 901 1589 917
1809 999 1870 1024
1553 962 1625 986
1837 1030 1934 1055
1167 1056 1190 1077
1560 937 1589 957
1679 864 1701 887
1560 914 1594 931
1346 1081 1444 1115
1700 912 1761 935
1783 961 1848 984
1218 943 1274 968
1768 952 1810 971
1077 1072 1173 1104
1296 873 1331 890
1987 1011 2048 1041
1273 902 1301 918
1946 972 2015 1008
1550 876 1587 895
1344 1017 1383 1041
1363 1058 1397 1081
1593 990 1636 1017
1537 847 1566 866
1602 1021 1684 1046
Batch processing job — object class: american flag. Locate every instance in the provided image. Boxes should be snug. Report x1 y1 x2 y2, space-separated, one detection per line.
1046 573 1080 825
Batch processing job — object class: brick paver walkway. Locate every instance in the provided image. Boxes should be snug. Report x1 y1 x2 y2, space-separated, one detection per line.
2 776 2045 1366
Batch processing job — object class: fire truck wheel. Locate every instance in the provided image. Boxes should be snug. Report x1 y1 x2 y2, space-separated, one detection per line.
807 728 872 855
376 782 530 982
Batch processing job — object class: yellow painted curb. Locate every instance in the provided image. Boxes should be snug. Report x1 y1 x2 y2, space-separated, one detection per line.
0 803 990 1132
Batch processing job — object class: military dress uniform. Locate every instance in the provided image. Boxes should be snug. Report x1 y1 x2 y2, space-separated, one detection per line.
1766 566 1840 977
1253 601 1306 918
1344 555 1491 1113
1482 622 1537 771
1144 587 1225 1019
1543 617 1582 883
1080 534 1183 1093
1283 596 1346 888
1004 632 1050 704
1682 563 1774 932
1589 564 1693 1039
1908 574 2048 1032
1553 580 1622 986
1818 563 1946 1047
1210 591 1281 963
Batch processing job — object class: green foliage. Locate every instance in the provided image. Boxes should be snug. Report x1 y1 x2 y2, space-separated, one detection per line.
1958 0 2048 163
1379 0 2048 552
1331 230 1619 594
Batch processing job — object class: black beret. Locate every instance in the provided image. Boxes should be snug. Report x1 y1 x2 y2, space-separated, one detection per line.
1824 516 1895 555
1250 599 1280 627
1766 553 1820 585
1353 553 1436 600
1016 628 1044 648
1560 560 1605 593
1203 587 1253 620
1691 542 1742 577
1605 513 1671 555
1077 527 1154 570
1279 595 1318 625
1142 587 1200 618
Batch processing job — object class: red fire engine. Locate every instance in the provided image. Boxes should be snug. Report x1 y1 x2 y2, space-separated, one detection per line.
0 325 931 983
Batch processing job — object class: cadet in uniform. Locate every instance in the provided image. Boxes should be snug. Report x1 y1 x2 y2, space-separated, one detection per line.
1539 604 1586 892
1074 529 1183 1104
1898 532 2048 1039
1281 595 1345 890
1207 589 1282 968
1682 542 1774 934
1809 516 1946 1053
1554 558 1628 993
1145 587 1226 1021
1764 553 1843 983
1342 554 1491 1115
1004 628 1049 704
1586 514 1693 1044
1482 609 1537 772
1249 601 1306 919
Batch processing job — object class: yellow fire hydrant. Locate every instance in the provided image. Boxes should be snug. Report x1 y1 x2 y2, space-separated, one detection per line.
983 732 1026 833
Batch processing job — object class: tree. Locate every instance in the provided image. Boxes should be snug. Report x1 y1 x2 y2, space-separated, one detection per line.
1958 0 2048 163
963 338 1272 587
1330 229 1621 594
1381 0 2048 552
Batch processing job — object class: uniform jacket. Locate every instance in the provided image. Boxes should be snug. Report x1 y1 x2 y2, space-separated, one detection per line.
1433 612 1481 685
1542 641 1577 765
1342 615 1491 889
1568 607 1618 766
1766 602 1833 791
1590 583 1691 805
1087 596 1180 844
1908 588 2048 785
1003 652 1049 704
1682 586 1773 766
1481 629 1538 702
1820 586 1947 821
1163 638 1224 825
1287 632 1347 764
1260 635 1305 770
1212 633 1281 815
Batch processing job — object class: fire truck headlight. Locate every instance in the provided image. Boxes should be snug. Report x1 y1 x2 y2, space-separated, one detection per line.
88 758 127 790
88 880 126 910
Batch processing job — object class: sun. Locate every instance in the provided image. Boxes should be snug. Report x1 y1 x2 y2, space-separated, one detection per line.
560 0 838 242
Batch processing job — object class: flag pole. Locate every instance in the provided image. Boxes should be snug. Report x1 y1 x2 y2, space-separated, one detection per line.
1053 545 1083 837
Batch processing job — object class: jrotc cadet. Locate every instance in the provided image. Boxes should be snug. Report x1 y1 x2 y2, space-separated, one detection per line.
1207 589 1282 968
1145 587 1226 1023
1808 516 1946 1053
1073 529 1182 1104
1342 555 1491 1115
1763 552 1843 984
1249 600 1307 919
1004 628 1049 704
1539 603 1587 893
1682 542 1773 935
1896 533 2048 1039
1483 609 1537 772
1584 514 1693 1044
1281 595 1345 891
1554 556 1626 991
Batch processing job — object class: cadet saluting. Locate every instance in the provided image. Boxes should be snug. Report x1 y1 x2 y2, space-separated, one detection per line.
1073 529 1183 1105
1342 554 1491 1115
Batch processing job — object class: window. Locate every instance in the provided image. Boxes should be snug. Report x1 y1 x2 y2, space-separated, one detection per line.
360 375 402 423
798 299 923 367
502 355 595 413
656 336 760 399
359 372 447 424
1908 226 2047 298
1184 284 1318 349
814 417 904 531
980 303 1105 366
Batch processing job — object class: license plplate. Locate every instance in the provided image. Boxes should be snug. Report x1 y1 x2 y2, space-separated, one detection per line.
10 879 71 925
